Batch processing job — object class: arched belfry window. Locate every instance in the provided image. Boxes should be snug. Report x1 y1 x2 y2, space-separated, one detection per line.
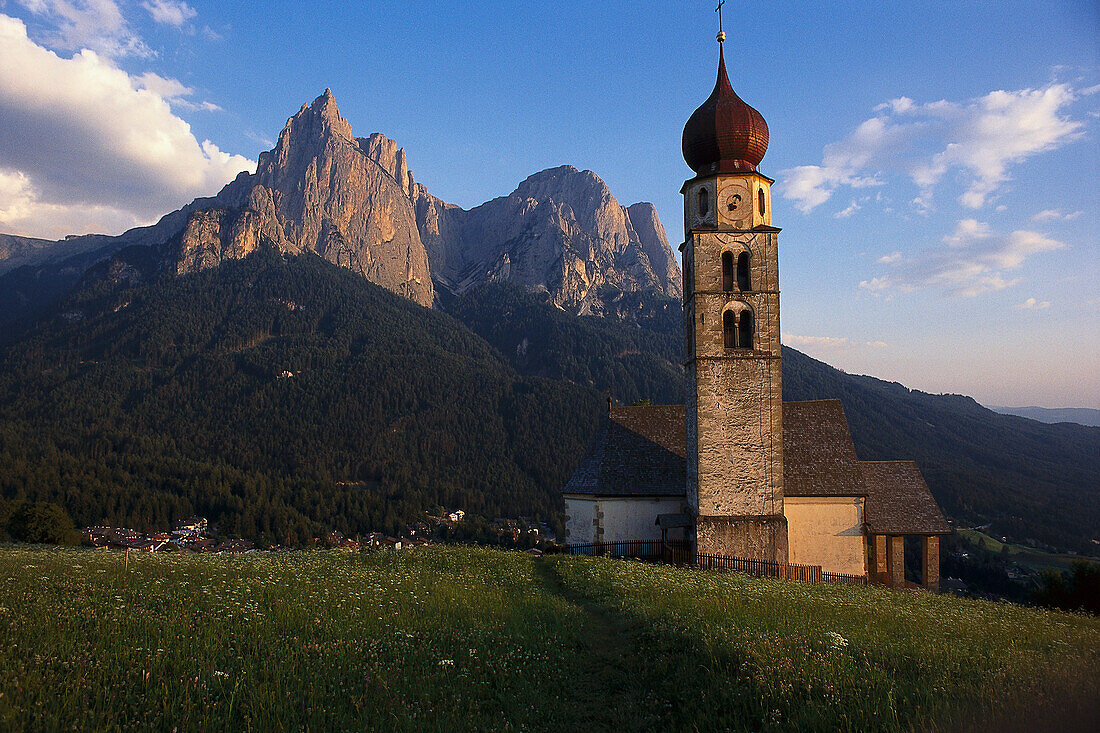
736 252 751 291
738 309 754 349
698 188 710 218
723 310 736 349
758 188 766 216
721 251 734 291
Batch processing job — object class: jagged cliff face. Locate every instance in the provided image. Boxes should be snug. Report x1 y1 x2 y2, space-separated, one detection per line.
444 166 683 312
11 91 680 313
361 142 683 311
172 91 434 306
356 140 682 310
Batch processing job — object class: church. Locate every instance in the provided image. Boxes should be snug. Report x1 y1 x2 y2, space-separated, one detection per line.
562 30 950 590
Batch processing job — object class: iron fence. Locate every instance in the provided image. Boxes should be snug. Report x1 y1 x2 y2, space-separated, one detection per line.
562 540 664 560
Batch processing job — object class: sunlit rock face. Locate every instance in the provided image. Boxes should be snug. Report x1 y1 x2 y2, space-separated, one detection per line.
397 164 682 311
173 90 434 306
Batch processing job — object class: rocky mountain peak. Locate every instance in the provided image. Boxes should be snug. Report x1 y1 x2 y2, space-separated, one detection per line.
359 132 415 197
258 90 355 181
9 91 679 316
420 163 682 309
171 89 434 305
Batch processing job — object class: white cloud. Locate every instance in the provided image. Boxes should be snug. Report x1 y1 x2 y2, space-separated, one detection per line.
780 83 1086 215
0 14 253 238
1031 208 1083 222
141 0 195 27
877 252 902 264
15 0 149 57
134 70 192 100
858 276 893 293
942 218 992 247
1015 297 1051 310
834 199 861 219
135 72 221 111
177 99 221 112
867 219 1066 297
0 167 147 236
782 334 888 351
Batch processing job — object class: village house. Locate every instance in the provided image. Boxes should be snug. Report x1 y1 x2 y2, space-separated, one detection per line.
174 516 208 535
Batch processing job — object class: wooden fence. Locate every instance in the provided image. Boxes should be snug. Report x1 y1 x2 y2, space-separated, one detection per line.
823 571 868 585
693 551 823 583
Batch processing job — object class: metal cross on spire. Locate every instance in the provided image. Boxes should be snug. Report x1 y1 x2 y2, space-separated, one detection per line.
715 0 727 42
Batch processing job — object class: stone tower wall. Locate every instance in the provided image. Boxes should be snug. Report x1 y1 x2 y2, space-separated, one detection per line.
683 173 787 562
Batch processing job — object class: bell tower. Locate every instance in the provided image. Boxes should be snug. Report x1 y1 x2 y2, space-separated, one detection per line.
681 30 787 562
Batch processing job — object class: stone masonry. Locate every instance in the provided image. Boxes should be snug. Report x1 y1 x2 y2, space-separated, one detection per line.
684 171 788 562
922 535 940 592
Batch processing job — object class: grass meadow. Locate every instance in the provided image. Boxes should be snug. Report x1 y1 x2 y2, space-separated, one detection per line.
1 546 1097 731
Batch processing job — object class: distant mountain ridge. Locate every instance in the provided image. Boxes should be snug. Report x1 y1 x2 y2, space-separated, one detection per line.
1 90 681 317
989 406 1100 428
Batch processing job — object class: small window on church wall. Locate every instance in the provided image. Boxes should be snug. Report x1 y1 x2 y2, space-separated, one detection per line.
737 252 751 291
738 310 754 349
758 188 766 216
723 310 736 349
698 188 709 218
721 251 734 291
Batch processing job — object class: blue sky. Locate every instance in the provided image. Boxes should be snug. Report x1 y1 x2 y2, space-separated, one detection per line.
0 1 1096 408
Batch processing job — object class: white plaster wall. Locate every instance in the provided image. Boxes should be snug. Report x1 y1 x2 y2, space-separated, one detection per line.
600 498 685 542
785 496 866 575
564 498 596 544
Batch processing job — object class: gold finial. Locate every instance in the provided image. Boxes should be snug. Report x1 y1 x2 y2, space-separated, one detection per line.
717 31 726 43
715 0 726 41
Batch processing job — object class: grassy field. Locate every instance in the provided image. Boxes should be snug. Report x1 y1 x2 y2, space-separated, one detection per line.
957 528 1100 573
1 546 1097 731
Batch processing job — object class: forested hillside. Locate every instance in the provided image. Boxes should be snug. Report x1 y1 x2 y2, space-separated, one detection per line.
782 349 1100 554
447 283 685 406
0 247 1095 552
0 246 600 543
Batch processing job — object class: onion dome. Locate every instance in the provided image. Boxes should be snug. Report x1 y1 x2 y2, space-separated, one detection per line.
682 40 769 175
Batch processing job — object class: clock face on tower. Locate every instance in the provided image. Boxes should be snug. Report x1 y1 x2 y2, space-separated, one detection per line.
718 181 752 227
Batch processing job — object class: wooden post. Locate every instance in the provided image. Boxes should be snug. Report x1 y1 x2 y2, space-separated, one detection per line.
922 535 940 592
888 535 905 588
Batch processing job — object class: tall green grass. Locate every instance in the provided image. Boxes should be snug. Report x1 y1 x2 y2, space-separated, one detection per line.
548 555 1100 731
1 547 1096 731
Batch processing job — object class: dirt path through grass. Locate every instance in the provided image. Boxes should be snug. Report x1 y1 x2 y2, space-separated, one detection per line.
533 558 665 730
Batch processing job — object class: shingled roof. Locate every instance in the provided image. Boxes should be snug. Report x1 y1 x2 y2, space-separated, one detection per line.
562 406 686 497
782 400 867 497
860 461 952 535
563 402 950 536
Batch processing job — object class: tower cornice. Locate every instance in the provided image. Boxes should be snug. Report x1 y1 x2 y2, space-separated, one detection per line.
680 170 775 194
